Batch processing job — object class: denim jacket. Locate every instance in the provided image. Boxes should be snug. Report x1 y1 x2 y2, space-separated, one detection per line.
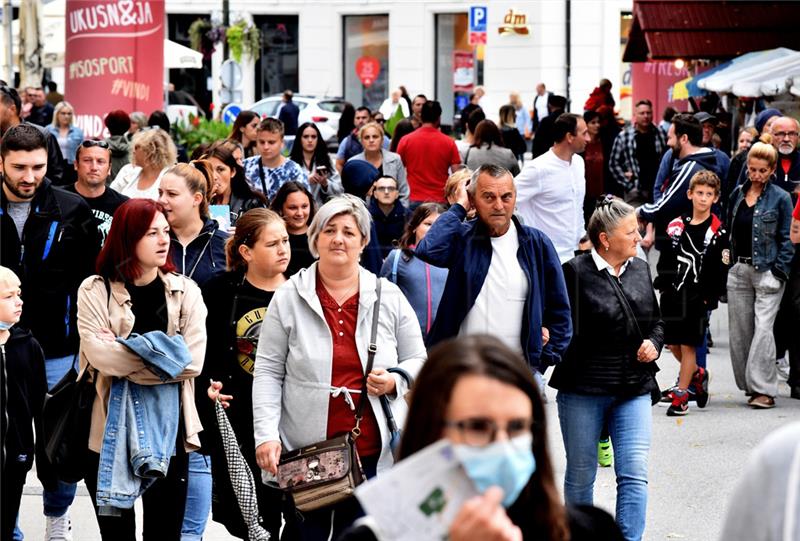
728 180 794 281
45 125 84 163
95 332 192 514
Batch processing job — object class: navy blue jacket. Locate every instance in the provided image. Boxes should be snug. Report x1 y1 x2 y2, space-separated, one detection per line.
415 204 572 371
169 218 229 287
369 198 409 259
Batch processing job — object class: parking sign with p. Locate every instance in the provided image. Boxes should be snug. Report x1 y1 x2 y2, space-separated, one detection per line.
469 6 487 32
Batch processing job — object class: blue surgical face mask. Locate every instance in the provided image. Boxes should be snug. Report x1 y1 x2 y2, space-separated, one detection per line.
0 321 13 331
454 433 536 507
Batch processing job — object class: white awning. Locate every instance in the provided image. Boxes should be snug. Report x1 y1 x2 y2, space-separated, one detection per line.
698 48 800 97
164 39 203 70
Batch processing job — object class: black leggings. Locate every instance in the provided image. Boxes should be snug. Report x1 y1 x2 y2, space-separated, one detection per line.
83 448 188 541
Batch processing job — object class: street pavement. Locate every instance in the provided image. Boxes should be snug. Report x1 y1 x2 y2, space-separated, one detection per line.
17 304 800 540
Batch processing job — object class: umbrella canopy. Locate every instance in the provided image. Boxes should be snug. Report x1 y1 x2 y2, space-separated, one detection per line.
698 48 800 96
18 0 43 87
164 39 203 70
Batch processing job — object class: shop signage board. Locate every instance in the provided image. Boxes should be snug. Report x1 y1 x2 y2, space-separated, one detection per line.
453 51 475 92
65 0 165 138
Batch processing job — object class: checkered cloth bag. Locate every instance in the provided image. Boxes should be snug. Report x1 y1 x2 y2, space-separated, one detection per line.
215 399 271 541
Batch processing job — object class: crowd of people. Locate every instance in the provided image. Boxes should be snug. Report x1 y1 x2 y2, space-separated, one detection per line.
0 74 798 541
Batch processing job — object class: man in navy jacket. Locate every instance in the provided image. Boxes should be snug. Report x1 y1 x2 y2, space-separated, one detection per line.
416 163 572 374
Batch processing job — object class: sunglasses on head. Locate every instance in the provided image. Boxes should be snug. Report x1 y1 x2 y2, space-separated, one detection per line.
80 139 110 149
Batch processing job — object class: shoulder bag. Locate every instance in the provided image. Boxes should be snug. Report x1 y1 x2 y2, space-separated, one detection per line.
273 279 384 512
42 279 109 482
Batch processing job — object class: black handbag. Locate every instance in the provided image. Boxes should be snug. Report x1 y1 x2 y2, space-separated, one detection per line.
275 279 384 512
42 278 108 482
42 361 95 482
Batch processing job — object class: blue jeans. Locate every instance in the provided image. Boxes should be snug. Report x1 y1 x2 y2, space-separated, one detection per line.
181 453 212 540
556 392 652 541
43 355 78 517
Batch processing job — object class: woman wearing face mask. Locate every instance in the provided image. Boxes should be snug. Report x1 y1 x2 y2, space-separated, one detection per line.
198 209 290 539
76 199 207 540
380 203 448 341
549 197 664 541
289 122 344 208
340 335 623 541
727 138 793 409
348 122 409 206
271 180 317 276
252 195 427 540
205 142 267 228
158 161 229 287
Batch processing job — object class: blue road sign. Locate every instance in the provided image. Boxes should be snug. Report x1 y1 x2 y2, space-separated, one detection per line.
469 6 487 33
222 104 242 127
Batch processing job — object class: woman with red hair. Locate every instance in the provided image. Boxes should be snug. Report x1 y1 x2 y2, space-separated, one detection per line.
76 198 208 540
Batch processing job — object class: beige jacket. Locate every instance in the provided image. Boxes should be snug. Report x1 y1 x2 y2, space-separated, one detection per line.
77 272 208 453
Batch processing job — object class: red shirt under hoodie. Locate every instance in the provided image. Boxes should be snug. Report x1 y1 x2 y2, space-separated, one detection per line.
317 277 381 457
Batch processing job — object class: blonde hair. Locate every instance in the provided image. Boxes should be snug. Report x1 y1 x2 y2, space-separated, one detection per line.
0 266 21 292
164 161 212 217
444 168 472 202
358 121 384 142
225 208 286 271
131 128 177 170
748 135 778 170
51 101 75 128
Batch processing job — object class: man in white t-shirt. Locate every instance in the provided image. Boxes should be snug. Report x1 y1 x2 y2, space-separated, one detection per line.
415 163 572 375
516 113 590 263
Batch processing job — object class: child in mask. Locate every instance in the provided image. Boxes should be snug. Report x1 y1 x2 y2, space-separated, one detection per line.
339 335 624 541
0 266 52 540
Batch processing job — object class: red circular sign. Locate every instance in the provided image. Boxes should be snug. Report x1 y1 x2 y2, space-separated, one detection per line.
355 56 381 87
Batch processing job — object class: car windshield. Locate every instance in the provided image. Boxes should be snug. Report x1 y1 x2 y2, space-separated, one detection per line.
318 100 346 113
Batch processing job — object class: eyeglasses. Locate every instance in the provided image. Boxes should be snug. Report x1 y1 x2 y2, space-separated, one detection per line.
80 139 109 149
374 186 398 193
774 131 799 139
444 417 534 446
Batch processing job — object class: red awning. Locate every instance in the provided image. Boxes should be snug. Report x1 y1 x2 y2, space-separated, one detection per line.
623 0 800 62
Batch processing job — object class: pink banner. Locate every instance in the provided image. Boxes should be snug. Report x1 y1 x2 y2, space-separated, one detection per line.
65 0 165 138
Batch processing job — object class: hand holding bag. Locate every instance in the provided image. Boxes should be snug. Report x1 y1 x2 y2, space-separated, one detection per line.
274 279 384 512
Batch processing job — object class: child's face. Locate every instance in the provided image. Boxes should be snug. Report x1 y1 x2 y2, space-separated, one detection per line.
687 184 719 214
0 282 23 326
257 130 283 161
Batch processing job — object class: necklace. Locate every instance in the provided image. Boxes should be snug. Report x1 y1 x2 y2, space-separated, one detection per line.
321 276 360 306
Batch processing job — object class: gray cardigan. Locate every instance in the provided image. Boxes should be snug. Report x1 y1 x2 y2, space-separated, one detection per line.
348 149 410 205
252 264 426 474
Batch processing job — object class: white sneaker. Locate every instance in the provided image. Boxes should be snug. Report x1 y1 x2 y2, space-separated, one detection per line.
777 356 790 381
45 513 73 541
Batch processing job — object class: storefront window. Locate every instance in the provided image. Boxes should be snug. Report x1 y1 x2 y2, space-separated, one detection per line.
435 13 472 133
343 15 389 111
253 15 299 100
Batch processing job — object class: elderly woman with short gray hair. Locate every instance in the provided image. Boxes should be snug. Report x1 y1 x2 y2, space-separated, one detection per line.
252 194 426 539
550 196 664 541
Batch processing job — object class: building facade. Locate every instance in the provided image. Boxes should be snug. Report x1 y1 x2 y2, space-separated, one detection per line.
165 0 632 124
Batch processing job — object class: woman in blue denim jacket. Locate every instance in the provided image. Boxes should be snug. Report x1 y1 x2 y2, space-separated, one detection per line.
46 101 84 169
727 138 794 409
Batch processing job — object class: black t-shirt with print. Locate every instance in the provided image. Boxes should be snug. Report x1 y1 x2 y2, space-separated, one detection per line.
64 184 129 245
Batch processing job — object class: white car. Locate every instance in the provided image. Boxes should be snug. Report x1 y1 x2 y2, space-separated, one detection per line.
249 95 346 151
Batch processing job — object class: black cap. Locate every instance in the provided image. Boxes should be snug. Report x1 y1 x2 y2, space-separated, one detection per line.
693 112 718 125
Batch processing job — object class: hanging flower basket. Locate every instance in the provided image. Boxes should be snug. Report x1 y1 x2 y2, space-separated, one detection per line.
226 20 261 63
189 18 225 61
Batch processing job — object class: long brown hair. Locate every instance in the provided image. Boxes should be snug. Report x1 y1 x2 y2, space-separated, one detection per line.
398 203 445 256
399 335 570 540
225 208 285 271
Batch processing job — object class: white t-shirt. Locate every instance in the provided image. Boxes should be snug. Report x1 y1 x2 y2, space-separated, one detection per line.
459 224 529 353
110 164 168 200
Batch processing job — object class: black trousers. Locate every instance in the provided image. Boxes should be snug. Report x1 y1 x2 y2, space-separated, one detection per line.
83 448 188 541
1 459 29 541
775 265 800 389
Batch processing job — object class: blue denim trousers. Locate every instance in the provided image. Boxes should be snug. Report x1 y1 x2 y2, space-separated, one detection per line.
43 355 78 517
180 453 212 541
556 391 652 541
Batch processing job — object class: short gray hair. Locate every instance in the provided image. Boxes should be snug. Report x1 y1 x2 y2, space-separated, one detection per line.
467 163 514 196
587 196 635 248
307 194 372 258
